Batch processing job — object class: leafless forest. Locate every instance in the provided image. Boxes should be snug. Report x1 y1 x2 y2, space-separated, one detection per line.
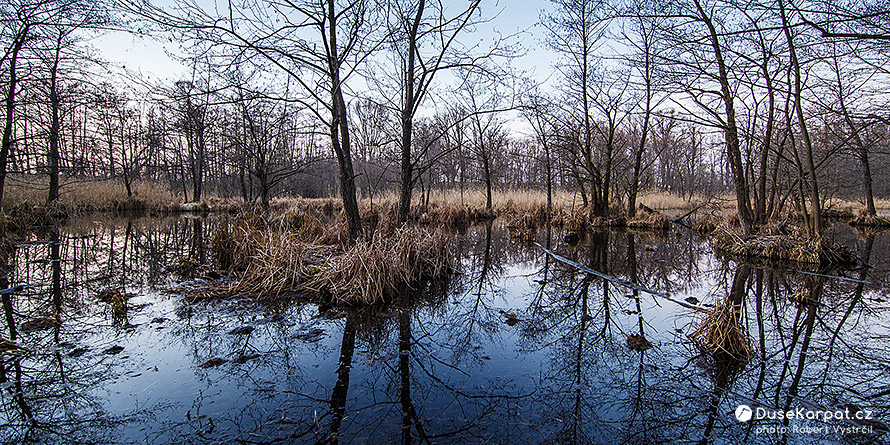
2 0 890 234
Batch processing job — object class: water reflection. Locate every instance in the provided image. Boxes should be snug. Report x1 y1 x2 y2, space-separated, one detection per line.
0 217 888 443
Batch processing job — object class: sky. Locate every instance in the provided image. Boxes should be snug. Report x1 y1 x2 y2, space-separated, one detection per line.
85 0 565 137
90 2 557 87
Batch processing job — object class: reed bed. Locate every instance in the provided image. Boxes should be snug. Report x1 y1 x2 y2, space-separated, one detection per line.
2 175 178 213
636 191 723 210
710 224 855 265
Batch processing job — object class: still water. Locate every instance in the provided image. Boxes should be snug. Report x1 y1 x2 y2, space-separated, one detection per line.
1 216 888 444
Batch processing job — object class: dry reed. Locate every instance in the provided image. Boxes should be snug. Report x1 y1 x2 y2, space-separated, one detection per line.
200 210 453 305
693 217 719 235
710 224 855 265
690 297 753 359
626 212 670 230
307 226 453 305
2 175 178 213
849 215 890 227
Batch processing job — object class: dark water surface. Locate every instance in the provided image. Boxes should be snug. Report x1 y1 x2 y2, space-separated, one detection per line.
1 216 889 444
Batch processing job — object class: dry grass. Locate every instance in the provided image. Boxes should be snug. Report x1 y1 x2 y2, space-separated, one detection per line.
710 223 855 265
2 175 178 213
849 215 890 227
370 188 575 216
308 227 453 304
211 212 262 271
1 203 56 233
237 232 335 297
693 217 719 235
636 191 719 210
202 210 453 305
626 211 670 230
690 297 753 359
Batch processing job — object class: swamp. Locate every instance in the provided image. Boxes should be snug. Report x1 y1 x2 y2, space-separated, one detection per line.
1 212 889 444
4 0 890 443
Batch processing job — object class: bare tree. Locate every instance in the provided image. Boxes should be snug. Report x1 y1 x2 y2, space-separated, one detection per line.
120 0 377 240
544 0 614 220
375 0 487 224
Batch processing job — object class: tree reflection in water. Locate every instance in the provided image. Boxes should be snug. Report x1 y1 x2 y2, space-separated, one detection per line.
0 217 888 443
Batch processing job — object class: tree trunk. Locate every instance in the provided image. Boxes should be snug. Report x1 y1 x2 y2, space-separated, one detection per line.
756 54 776 224
780 0 821 235
328 0 363 241
544 137 552 218
397 0 426 226
0 27 28 206
695 0 754 235
834 60 876 216
483 155 492 210
47 39 62 204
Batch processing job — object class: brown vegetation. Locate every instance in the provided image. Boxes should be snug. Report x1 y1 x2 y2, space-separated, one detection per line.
690 297 753 359
626 211 670 230
849 215 890 227
199 208 453 305
626 333 653 352
97 288 129 320
2 175 178 214
308 227 452 304
710 223 855 265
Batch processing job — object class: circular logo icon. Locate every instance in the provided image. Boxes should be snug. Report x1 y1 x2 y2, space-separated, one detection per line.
735 405 753 422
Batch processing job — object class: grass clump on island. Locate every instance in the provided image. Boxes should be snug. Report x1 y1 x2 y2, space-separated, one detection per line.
849 214 890 227
199 207 454 305
710 223 855 265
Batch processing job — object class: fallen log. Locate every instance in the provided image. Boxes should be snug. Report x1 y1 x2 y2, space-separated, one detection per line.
535 243 701 311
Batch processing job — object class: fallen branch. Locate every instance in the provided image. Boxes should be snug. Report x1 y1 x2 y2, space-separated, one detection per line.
536 243 701 311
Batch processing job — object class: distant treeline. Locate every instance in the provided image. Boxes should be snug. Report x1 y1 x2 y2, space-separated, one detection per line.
2 0 889 239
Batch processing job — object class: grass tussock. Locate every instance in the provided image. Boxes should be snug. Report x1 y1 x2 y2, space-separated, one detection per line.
308 227 453 305
710 223 855 265
849 215 890 227
690 297 753 359
236 232 336 297
626 211 670 230
202 209 453 305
